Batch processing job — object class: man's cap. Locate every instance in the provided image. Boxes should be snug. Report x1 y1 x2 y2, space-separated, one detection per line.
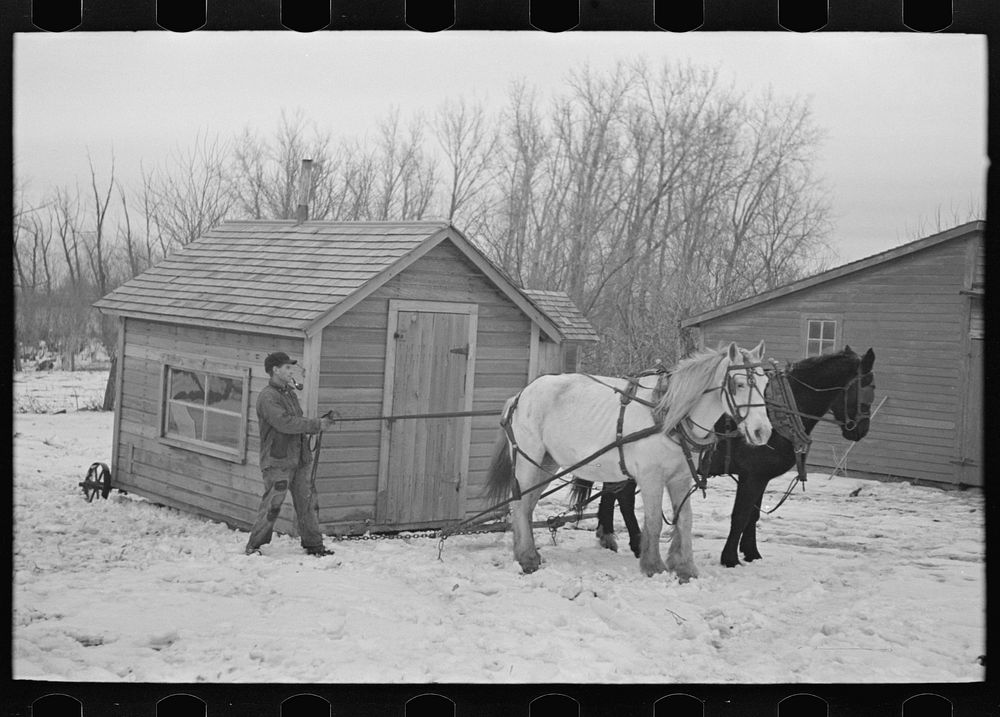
264 351 297 374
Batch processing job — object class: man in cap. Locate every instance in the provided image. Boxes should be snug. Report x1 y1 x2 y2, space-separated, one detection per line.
244 351 336 557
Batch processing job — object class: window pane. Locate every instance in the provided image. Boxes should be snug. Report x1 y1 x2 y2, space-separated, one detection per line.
170 369 204 403
821 321 836 340
807 321 821 339
167 403 204 439
208 375 243 412
204 410 240 449
806 339 821 356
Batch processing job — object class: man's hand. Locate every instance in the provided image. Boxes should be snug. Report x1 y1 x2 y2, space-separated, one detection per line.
320 415 336 432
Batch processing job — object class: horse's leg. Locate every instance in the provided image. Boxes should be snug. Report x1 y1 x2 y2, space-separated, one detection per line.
509 461 545 573
721 474 766 567
595 489 618 552
739 501 764 562
665 470 698 582
636 475 668 577
617 482 642 558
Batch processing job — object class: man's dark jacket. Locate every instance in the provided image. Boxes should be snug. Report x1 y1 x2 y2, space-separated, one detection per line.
256 378 321 469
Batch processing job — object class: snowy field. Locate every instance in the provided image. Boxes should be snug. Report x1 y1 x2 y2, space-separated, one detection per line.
14 367 108 413
12 371 985 683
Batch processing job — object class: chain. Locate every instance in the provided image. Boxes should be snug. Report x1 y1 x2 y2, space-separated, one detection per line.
330 526 502 542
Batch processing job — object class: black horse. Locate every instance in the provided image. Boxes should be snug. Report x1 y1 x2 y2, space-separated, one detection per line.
572 346 876 567
570 478 642 558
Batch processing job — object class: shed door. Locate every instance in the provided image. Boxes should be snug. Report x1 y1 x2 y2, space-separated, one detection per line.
377 301 477 526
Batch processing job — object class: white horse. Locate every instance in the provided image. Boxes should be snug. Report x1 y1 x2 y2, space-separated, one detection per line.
484 342 771 581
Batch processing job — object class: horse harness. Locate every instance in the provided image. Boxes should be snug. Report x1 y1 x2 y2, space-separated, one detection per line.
498 369 667 500
786 362 876 432
700 358 875 514
500 359 766 505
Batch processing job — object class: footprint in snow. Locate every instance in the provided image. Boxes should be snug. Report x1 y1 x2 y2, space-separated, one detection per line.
148 630 180 651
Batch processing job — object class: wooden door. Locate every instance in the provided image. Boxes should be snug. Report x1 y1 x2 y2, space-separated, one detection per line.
377 301 477 526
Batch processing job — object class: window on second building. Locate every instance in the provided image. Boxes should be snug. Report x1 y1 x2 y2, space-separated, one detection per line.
806 319 837 356
161 363 249 461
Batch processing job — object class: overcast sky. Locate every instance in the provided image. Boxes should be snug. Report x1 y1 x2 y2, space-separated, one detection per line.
13 31 986 264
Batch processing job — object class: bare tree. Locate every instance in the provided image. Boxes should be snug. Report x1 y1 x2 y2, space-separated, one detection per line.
146 132 235 246
85 151 116 297
230 109 347 220
474 59 831 371
371 108 438 220
116 180 142 279
433 97 500 224
52 185 84 290
338 143 378 221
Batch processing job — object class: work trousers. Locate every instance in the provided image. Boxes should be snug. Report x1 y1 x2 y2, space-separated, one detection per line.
246 463 324 550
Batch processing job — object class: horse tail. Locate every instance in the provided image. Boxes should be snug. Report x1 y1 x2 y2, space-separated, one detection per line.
569 477 592 510
484 430 515 508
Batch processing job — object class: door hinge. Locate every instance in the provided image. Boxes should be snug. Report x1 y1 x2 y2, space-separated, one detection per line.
450 344 469 356
393 331 405 339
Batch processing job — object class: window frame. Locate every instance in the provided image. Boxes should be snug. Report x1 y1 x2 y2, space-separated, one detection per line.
157 355 251 463
803 316 840 357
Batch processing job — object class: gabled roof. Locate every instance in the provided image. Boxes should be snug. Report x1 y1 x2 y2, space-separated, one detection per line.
522 290 600 343
682 220 984 328
95 221 562 341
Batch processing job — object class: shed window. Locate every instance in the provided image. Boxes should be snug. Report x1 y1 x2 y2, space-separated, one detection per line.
161 364 249 461
806 319 837 356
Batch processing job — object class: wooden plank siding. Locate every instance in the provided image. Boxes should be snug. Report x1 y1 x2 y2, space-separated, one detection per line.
314 242 530 532
113 318 307 534
689 234 980 486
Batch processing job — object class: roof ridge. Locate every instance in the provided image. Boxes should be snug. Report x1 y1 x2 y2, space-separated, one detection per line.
682 220 984 327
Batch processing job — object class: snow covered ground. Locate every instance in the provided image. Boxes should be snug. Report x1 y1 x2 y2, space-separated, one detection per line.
12 371 985 683
14 368 108 413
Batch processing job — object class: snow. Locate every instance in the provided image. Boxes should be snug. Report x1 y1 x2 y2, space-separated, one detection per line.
12 371 985 683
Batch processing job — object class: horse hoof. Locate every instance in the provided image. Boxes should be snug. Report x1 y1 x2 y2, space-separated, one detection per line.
742 552 762 562
641 561 667 577
669 558 699 582
674 567 699 583
599 534 619 552
518 554 542 573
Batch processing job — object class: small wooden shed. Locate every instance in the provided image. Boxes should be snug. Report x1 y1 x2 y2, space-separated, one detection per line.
94 221 595 535
681 221 984 488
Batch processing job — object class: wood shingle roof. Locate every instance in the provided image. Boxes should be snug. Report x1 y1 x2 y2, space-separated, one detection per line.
95 221 564 340
521 290 599 343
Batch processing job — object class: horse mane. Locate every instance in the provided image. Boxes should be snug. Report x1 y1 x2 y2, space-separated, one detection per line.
654 347 729 434
790 348 858 384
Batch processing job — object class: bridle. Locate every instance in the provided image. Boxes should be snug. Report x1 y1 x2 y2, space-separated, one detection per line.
671 359 770 449
783 360 875 432
721 361 769 426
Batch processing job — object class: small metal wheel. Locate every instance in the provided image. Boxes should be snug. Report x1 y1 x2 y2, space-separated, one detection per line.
80 462 112 502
